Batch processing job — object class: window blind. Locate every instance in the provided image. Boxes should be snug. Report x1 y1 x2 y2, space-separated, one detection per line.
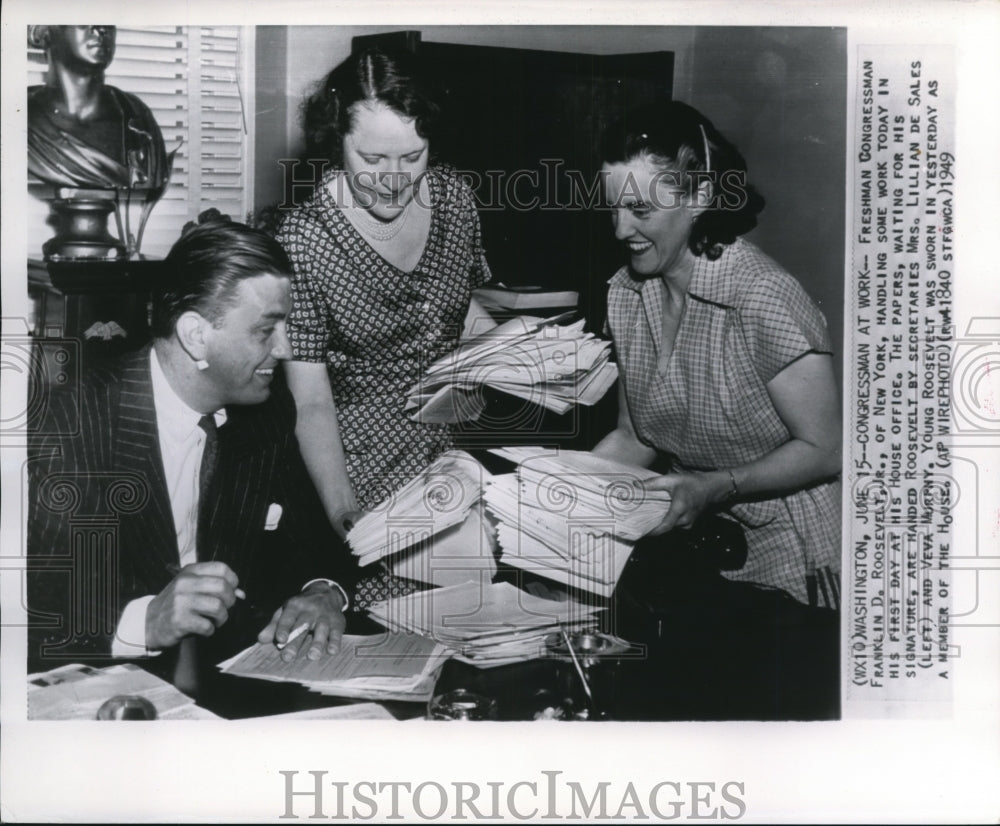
27 25 253 259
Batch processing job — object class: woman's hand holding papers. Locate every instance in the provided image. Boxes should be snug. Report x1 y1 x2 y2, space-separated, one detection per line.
332 508 367 540
642 471 732 534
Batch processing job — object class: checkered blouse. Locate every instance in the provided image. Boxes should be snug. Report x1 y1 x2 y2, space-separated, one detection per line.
606 238 841 606
278 166 491 510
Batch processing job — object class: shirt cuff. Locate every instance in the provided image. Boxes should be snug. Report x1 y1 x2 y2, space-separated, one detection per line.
112 595 160 658
302 578 349 612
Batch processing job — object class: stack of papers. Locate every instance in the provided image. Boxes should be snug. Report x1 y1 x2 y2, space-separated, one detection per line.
483 447 672 596
405 314 618 423
368 580 602 668
347 451 490 569
473 285 579 312
218 632 452 703
28 662 219 720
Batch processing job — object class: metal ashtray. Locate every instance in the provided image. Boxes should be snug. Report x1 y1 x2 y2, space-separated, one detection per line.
96 695 158 720
428 689 498 720
544 632 631 667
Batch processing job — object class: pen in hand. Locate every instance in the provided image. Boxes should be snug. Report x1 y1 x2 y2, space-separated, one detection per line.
275 622 310 651
165 563 245 601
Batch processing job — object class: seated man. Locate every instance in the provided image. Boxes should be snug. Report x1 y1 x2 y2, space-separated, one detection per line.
27 218 358 691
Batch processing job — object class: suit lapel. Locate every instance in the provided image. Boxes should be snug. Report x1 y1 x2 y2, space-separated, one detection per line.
113 347 179 580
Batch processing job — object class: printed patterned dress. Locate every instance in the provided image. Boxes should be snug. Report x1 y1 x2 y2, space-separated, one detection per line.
278 166 491 604
606 238 841 606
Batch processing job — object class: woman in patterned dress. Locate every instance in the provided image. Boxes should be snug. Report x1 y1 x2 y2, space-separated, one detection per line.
593 102 842 608
277 48 494 600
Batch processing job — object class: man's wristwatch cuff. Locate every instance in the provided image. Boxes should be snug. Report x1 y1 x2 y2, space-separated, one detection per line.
302 578 349 612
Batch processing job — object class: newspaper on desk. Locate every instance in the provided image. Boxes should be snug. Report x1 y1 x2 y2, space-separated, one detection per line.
484 447 672 596
405 313 618 423
368 580 603 668
217 632 452 703
28 662 220 720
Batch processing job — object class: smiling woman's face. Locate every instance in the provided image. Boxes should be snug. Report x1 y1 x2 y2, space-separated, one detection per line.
602 155 700 281
342 102 429 222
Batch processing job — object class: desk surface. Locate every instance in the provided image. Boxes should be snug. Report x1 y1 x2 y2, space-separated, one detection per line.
28 571 839 722
148 588 840 722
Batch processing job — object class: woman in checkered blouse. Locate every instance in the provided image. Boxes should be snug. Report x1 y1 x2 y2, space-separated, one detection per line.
277 48 495 604
594 102 841 608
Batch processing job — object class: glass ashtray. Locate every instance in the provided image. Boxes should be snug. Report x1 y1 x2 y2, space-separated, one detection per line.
427 689 498 720
544 632 631 667
96 694 158 720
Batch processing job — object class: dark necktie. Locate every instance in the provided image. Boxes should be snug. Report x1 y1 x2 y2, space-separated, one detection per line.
175 414 219 697
196 413 219 555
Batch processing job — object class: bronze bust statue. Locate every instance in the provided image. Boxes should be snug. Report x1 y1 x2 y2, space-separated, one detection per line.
28 25 175 258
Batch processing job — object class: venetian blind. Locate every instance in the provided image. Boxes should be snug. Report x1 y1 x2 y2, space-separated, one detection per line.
27 25 253 259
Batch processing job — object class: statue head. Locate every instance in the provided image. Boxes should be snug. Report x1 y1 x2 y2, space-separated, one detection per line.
29 25 117 75
28 24 176 258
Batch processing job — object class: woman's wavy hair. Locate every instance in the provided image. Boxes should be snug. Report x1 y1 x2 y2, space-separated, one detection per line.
601 101 765 260
302 46 441 166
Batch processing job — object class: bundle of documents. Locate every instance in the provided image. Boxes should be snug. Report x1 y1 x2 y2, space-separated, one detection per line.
28 662 219 720
405 314 618 423
483 447 672 596
347 450 490 569
218 632 452 703
368 580 602 668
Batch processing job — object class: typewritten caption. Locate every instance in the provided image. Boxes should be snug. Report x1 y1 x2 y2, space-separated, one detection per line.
848 46 955 712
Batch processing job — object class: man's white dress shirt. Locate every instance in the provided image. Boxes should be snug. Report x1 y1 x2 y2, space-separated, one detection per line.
112 348 226 656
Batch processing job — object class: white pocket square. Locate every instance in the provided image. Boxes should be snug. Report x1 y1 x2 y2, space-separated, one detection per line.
265 503 283 531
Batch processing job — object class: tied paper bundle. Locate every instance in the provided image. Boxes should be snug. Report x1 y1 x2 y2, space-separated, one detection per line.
405 313 618 423
217 633 452 703
346 450 490 570
368 580 602 668
483 447 672 597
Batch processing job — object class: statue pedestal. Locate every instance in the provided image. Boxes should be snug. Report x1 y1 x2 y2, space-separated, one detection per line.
42 189 127 261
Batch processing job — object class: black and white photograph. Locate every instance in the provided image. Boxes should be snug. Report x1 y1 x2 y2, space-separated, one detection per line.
2 1 998 823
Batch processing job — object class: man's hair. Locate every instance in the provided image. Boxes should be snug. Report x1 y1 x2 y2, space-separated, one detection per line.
150 216 293 339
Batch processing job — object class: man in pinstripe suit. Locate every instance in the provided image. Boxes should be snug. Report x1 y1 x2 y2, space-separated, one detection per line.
28 219 357 687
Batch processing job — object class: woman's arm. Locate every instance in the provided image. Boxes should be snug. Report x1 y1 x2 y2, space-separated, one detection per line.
644 352 842 533
592 379 659 468
285 360 362 540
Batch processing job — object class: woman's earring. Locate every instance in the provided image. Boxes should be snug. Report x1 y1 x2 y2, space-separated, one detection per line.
195 359 210 371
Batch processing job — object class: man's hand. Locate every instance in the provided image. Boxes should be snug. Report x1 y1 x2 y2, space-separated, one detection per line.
145 561 240 651
257 581 347 662
643 471 729 535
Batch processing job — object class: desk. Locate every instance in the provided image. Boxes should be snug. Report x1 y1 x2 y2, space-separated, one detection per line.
98 582 838 722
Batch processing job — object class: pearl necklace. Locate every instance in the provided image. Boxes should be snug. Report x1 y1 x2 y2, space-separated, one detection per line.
350 198 412 242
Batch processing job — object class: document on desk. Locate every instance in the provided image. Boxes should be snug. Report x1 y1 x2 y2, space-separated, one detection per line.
368 580 602 667
218 632 452 702
27 663 220 720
